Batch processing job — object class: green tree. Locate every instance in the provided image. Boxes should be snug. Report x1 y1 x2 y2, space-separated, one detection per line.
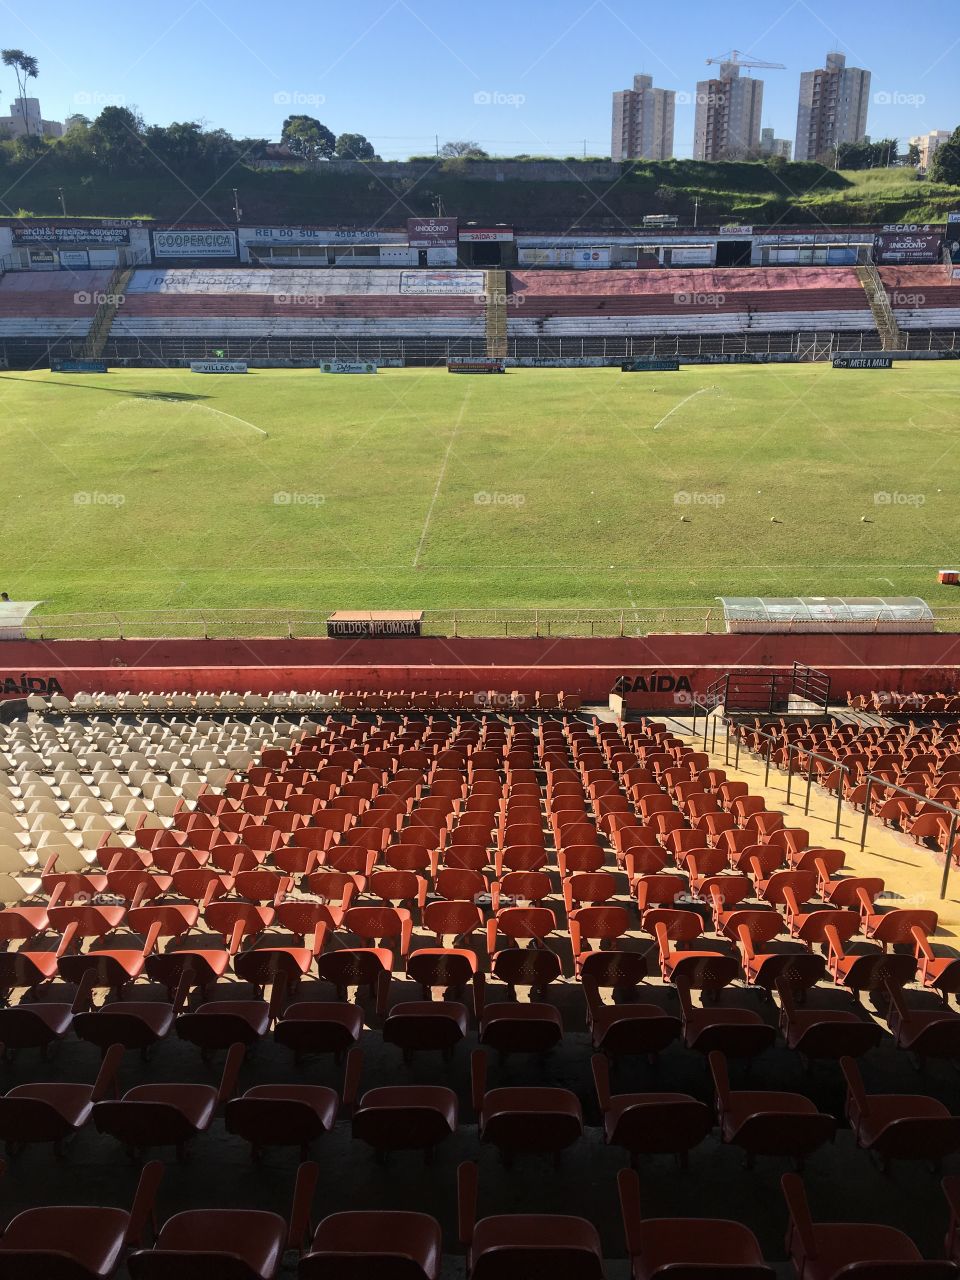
281 114 335 162
335 131 377 160
907 142 921 167
837 138 899 170
930 127 960 185
88 105 147 169
2 50 39 134
440 140 488 158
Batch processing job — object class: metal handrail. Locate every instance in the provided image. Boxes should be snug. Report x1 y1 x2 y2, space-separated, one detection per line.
730 722 960 899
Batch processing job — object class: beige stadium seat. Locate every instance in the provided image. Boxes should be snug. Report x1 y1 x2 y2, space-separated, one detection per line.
26 694 48 713
0 871 39 903
50 694 72 713
40 845 96 873
0 846 39 873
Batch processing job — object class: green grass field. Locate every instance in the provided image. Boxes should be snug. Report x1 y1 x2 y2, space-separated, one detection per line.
0 364 958 621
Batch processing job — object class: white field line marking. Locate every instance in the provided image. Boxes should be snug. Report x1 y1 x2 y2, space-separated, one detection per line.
651 386 718 431
412 390 471 569
192 403 268 437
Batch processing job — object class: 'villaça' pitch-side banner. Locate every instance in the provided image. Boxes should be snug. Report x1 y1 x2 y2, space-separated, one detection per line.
190 360 249 374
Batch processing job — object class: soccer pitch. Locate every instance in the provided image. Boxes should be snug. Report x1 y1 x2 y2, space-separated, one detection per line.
0 364 957 619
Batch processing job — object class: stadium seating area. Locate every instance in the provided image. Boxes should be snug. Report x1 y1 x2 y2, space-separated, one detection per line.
0 270 112 339
733 714 960 863
3 704 960 1273
110 269 488 341
4 264 959 367
879 267 960 330
505 267 877 337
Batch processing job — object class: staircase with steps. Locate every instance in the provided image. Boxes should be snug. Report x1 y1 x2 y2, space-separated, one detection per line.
83 266 133 358
484 269 508 358
856 263 906 350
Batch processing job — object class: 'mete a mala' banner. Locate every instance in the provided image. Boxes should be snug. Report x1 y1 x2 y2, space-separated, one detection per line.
833 355 894 369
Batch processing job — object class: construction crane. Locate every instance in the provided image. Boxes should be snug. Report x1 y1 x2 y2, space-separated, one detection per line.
706 50 786 70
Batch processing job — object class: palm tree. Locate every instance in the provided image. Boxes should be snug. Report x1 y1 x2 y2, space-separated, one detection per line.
2 50 39 135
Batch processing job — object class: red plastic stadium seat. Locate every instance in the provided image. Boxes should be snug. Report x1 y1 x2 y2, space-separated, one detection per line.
458 1160 604 1279
710 1050 835 1169
783 1171 957 1279
343 1048 457 1161
592 1054 710 1168
618 1167 774 1279
472 1049 582 1161
0 1156 162 1280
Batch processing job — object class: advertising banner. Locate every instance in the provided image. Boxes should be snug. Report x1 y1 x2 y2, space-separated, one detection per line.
670 246 713 265
13 225 129 244
447 358 505 373
406 217 458 248
833 355 894 369
399 270 485 295
327 612 423 638
947 213 960 265
319 361 378 374
50 358 108 373
28 249 56 265
59 249 91 269
190 360 248 373
622 358 679 372
872 231 942 264
154 229 238 258
575 249 611 269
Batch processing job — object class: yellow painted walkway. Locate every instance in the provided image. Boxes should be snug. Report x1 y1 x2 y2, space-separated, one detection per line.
664 713 960 941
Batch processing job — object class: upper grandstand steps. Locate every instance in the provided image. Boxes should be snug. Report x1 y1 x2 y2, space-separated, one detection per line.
2 263 958 349
0 269 113 337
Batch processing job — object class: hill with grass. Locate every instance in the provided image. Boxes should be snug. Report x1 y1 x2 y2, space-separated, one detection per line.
1 148 957 229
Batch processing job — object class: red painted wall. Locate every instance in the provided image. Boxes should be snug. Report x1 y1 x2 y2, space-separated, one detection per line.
2 632 960 706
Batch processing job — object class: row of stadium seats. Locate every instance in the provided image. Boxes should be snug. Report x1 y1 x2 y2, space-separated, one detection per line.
8 1156 960 1277
3 705 960 1274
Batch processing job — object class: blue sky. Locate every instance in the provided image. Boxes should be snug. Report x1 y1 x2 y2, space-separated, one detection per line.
2 0 956 158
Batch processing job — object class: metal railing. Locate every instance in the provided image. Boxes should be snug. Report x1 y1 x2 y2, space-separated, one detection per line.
18 606 728 641
14 605 960 641
730 722 960 899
